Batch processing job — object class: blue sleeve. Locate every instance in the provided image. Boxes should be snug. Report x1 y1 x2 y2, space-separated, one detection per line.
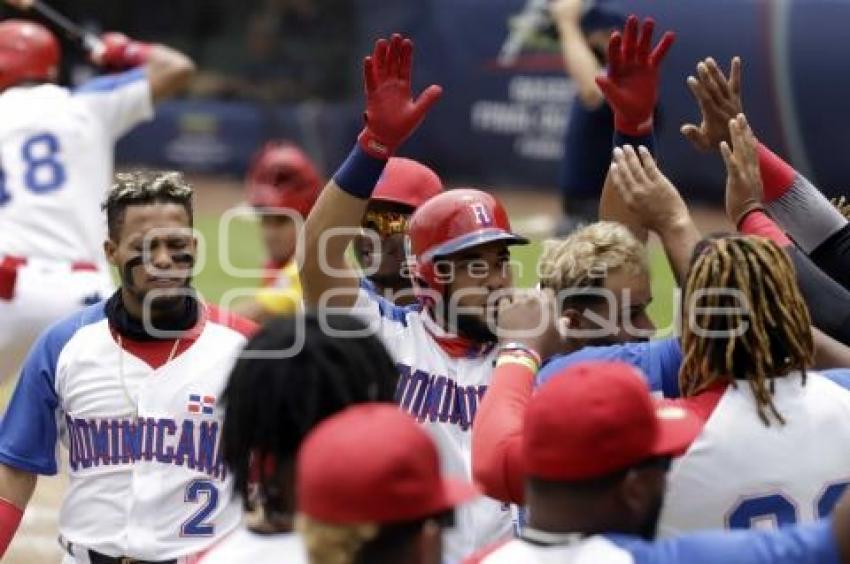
822 368 850 390
537 338 682 397
0 307 101 475
608 520 838 564
357 279 421 328
73 67 147 94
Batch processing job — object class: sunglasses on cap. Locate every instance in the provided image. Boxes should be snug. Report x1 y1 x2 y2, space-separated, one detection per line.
363 210 410 237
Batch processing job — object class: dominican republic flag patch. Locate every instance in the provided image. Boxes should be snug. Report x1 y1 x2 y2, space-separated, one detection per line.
188 394 215 415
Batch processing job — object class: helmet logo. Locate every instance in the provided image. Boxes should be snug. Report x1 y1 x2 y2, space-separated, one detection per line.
470 203 493 227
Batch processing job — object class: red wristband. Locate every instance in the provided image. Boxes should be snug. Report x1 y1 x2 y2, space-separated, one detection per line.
757 143 797 203
739 210 791 247
0 497 23 557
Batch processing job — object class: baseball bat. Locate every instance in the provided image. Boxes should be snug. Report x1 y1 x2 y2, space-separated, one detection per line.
30 0 104 57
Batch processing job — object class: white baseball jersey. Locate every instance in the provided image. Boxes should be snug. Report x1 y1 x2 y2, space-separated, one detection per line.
0 68 153 265
660 371 850 536
465 522 839 564
198 526 307 564
0 300 255 561
352 288 513 563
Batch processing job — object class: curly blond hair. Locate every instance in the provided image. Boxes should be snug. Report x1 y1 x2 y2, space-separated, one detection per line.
295 514 379 564
538 221 648 293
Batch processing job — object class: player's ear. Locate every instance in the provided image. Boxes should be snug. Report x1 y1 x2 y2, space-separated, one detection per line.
560 308 583 335
104 239 119 267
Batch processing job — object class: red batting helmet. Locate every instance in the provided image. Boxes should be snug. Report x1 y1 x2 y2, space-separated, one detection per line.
407 189 528 292
371 157 443 210
0 20 60 91
245 141 322 218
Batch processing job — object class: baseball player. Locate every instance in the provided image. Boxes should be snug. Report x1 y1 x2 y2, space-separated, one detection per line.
468 356 850 563
0 1 195 382
235 141 322 323
301 34 526 561
295 403 479 564
0 171 255 562
198 314 400 563
352 156 443 306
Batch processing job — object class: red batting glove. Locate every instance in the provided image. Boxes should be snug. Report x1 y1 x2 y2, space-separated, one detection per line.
357 33 443 159
595 16 675 136
92 32 152 71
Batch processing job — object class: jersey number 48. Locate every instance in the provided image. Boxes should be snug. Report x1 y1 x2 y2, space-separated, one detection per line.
0 132 67 205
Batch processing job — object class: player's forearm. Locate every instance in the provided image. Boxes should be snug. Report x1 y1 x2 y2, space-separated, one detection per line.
599 168 649 243
554 19 605 108
472 361 533 505
758 143 847 253
302 147 387 307
657 216 701 286
146 45 196 102
812 327 850 371
0 464 35 556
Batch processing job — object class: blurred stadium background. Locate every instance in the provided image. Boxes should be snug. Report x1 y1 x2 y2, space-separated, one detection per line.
2 0 848 560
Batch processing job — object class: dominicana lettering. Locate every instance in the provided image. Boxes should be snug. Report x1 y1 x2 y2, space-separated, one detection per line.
395 364 487 431
64 416 227 479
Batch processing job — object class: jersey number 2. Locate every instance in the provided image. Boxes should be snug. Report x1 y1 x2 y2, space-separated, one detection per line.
0 132 66 205
727 482 850 529
181 479 219 537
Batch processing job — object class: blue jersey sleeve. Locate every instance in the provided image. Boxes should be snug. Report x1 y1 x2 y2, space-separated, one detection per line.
822 368 850 390
537 338 683 397
608 520 838 564
0 305 104 475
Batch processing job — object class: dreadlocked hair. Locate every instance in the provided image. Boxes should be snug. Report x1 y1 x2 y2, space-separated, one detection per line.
222 313 399 520
102 170 194 240
679 235 814 426
831 196 850 220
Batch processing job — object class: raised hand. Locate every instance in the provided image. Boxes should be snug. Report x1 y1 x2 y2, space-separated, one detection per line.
358 33 443 159
496 289 565 362
720 113 764 226
595 15 676 135
681 57 743 152
610 145 689 233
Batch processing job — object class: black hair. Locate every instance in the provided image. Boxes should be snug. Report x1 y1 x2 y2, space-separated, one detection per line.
354 510 454 564
102 170 194 240
222 313 400 517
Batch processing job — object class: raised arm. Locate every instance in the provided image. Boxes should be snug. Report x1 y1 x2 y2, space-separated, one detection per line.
550 0 604 108
472 290 565 504
301 34 441 309
609 145 701 285
93 33 196 102
596 15 675 242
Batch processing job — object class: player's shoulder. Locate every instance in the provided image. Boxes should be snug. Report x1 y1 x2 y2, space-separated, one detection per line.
40 300 108 352
817 368 850 392
204 303 259 340
25 300 108 373
462 538 513 563
73 67 148 97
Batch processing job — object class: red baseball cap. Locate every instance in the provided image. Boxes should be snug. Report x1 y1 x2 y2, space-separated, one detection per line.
524 361 702 481
297 403 479 524
371 157 443 210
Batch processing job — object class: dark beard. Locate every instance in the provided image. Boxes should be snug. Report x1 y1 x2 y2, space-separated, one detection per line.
638 493 664 541
454 312 497 344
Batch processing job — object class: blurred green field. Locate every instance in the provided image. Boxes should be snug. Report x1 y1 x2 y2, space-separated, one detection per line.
194 213 678 332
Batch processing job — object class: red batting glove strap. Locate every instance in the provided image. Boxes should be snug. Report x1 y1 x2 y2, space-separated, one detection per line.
0 497 23 556
98 32 152 70
357 127 393 160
